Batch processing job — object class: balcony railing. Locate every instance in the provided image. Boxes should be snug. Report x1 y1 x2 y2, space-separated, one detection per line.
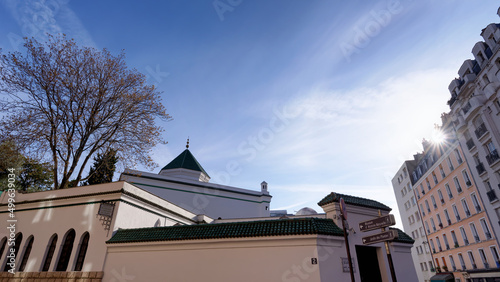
448 96 457 106
487 190 498 202
477 163 486 175
475 123 488 139
486 149 500 165
466 138 475 150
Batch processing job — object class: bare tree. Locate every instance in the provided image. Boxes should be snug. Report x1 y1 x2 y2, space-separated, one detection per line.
0 35 171 189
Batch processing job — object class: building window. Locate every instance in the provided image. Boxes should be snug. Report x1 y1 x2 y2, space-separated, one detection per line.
455 149 463 164
479 248 489 269
42 234 58 271
454 177 463 194
436 237 443 252
486 141 500 165
462 170 472 187
444 209 452 225
460 227 469 245
431 218 437 232
430 239 436 253
480 218 492 239
438 189 444 204
470 222 480 242
420 204 426 216
437 213 443 228
433 172 439 184
3 233 22 272
490 246 500 268
427 179 432 191
458 253 466 270
468 251 477 269
56 229 76 271
445 184 453 199
411 196 416 206
18 235 34 272
440 165 446 178
425 200 431 213
452 204 461 221
74 232 90 271
447 157 454 171
421 184 425 195
462 198 471 217
451 230 459 247
471 193 481 213
474 117 487 139
431 196 438 209
443 234 450 250
415 211 420 221
425 221 431 234
449 255 457 271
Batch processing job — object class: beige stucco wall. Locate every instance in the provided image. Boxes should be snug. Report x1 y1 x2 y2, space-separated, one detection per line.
103 235 346 282
0 182 202 274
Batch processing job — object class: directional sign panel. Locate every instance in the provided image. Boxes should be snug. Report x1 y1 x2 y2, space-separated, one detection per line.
359 214 396 232
362 230 398 245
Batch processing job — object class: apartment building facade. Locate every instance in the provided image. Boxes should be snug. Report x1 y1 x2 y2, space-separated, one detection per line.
412 132 500 281
392 160 434 282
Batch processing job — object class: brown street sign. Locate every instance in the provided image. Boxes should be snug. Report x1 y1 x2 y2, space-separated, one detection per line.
362 230 398 245
359 214 396 232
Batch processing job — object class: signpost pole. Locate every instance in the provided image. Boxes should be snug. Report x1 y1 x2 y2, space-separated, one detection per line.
340 198 355 282
378 210 397 282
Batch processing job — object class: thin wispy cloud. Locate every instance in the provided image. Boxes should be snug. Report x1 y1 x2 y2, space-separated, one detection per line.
2 0 95 48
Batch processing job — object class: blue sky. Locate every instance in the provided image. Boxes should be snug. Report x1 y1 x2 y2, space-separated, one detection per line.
1 0 499 225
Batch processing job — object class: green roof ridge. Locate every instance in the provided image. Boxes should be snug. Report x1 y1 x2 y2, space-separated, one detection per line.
161 149 209 176
390 227 415 244
317 192 392 211
107 218 344 244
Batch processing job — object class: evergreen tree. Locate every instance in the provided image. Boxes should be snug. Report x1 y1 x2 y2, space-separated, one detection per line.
85 149 118 185
0 141 53 192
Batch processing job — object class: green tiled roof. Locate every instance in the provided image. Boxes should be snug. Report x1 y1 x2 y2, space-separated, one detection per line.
160 149 209 176
107 218 344 244
317 192 392 211
390 227 415 244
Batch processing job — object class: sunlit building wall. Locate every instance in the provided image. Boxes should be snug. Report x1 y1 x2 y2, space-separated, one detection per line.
446 8 500 280
392 160 434 282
